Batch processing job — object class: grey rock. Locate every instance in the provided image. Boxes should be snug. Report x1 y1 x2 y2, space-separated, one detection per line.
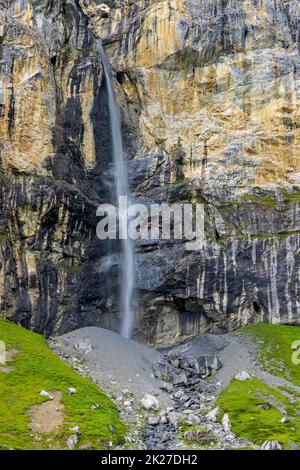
141 394 160 411
261 440 282 450
198 356 222 378
235 371 251 382
74 339 92 356
172 373 188 387
186 413 201 424
39 390 53 400
280 417 289 424
159 382 174 393
70 426 81 435
148 416 160 426
222 413 231 433
206 407 220 422
162 431 172 443
66 434 78 449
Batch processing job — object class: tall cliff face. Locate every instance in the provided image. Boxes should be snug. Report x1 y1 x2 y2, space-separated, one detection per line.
1 0 300 345
0 0 121 335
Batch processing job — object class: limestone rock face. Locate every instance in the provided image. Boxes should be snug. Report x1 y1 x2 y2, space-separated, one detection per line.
0 0 120 335
1 0 300 344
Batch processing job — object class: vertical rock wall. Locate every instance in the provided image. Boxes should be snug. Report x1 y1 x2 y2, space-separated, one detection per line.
1 0 300 345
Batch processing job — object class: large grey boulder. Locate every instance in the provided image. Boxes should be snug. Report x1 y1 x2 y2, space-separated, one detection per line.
141 394 160 411
198 355 222 378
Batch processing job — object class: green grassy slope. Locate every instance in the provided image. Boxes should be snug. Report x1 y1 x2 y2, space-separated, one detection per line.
241 323 300 384
217 324 300 449
0 318 126 450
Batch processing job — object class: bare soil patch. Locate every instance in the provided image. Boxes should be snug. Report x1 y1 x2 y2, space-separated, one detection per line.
30 391 64 433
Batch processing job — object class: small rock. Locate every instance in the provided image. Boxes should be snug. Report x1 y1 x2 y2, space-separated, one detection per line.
173 373 188 387
206 407 220 422
123 400 132 407
168 412 179 427
257 403 271 410
66 434 78 449
67 387 77 395
162 431 171 443
180 394 190 403
173 390 185 399
261 440 282 450
70 426 81 435
148 416 160 426
222 413 231 433
159 382 174 393
184 430 193 441
186 413 200 424
280 417 289 424
167 350 179 362
235 371 251 382
141 394 160 411
160 415 168 425
109 424 116 432
74 338 92 356
39 390 53 400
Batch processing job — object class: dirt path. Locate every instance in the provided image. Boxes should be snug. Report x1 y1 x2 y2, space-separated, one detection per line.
30 391 64 433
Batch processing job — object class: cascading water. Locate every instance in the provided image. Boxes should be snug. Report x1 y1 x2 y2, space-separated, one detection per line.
97 41 135 339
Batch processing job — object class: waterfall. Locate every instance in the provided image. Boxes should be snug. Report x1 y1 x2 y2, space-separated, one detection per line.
97 41 135 339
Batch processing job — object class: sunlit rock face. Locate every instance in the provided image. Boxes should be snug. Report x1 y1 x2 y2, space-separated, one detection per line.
87 0 300 189
1 0 300 345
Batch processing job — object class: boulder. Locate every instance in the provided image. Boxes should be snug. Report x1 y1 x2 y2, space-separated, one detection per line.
173 390 185 399
152 359 171 381
148 416 160 426
159 382 174 393
74 338 92 356
198 356 222 378
206 407 220 422
141 394 160 411
222 413 231 433
235 371 251 382
172 372 188 387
